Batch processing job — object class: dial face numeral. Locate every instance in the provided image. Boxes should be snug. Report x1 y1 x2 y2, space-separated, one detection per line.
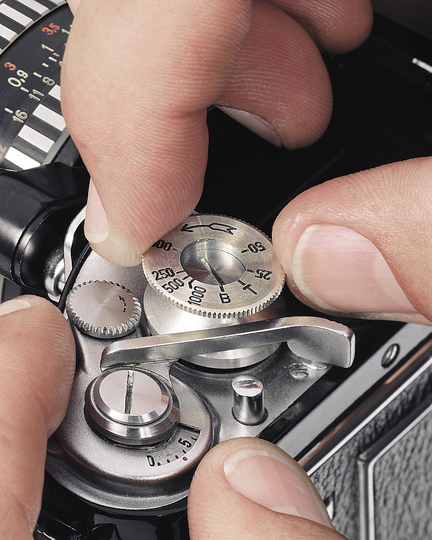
152 267 175 280
143 215 285 317
0 4 72 170
161 278 185 294
152 239 173 251
255 269 272 280
145 426 200 467
188 284 207 306
242 241 266 254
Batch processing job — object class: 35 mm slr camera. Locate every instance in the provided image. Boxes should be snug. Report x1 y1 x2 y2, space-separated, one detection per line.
1 2 432 539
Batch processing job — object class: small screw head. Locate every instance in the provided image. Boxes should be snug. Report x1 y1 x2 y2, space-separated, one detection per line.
381 343 400 368
288 362 309 380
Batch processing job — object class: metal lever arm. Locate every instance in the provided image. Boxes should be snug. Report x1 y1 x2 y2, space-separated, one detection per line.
100 316 355 372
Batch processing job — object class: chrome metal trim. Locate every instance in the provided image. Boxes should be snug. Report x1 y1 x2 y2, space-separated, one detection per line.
298 333 432 474
276 323 432 462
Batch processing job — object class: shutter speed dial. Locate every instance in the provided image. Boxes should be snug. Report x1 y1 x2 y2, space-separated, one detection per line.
142 214 285 318
142 214 286 368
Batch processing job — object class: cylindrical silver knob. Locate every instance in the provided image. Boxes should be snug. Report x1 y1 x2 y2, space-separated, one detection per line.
66 280 141 339
232 375 266 425
85 368 179 445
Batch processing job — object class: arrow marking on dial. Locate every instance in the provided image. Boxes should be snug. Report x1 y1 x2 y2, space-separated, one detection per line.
180 222 237 235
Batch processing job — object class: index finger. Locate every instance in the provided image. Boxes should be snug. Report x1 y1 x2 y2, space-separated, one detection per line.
61 0 252 266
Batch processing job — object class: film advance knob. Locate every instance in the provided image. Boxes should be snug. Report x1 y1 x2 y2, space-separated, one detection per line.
142 214 285 318
66 281 142 338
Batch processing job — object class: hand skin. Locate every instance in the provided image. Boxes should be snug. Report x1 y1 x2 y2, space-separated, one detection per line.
3 4 429 537
0 309 344 540
11 166 432 539
34 0 422 538
272 157 432 326
62 0 373 266
62 0 432 329
0 301 344 540
188 437 347 540
0 297 75 540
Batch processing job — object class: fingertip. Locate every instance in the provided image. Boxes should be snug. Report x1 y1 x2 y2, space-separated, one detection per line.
84 179 110 244
0 297 32 316
273 208 425 324
0 295 75 536
84 152 206 267
87 233 146 267
0 295 76 430
84 179 145 266
285 223 428 322
272 159 432 325
218 0 333 151
189 438 340 540
308 0 374 54
218 107 283 147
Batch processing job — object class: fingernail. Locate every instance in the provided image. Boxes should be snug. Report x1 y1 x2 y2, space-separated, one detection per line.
217 107 282 147
0 298 31 316
223 447 333 528
290 224 417 316
84 179 110 244
84 181 143 266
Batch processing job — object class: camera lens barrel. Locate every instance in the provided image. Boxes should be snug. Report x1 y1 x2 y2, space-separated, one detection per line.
0 163 87 292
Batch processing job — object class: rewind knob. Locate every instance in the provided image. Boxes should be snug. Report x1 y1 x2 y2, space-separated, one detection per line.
66 280 142 338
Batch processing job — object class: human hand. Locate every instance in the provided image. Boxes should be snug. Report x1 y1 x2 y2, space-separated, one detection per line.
0 296 75 540
188 437 344 540
62 0 432 329
272 157 432 326
6 160 432 540
61 0 373 266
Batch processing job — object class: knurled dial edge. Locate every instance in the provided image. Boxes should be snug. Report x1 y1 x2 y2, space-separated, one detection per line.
66 281 142 338
142 214 285 318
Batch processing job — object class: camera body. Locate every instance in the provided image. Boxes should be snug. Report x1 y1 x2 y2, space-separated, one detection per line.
1 2 432 539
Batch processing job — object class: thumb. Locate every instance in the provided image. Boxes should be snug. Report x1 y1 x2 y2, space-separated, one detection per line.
0 296 75 539
188 438 343 540
273 157 432 325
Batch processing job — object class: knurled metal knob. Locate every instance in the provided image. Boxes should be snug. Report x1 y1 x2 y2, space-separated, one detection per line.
142 214 285 319
66 280 142 339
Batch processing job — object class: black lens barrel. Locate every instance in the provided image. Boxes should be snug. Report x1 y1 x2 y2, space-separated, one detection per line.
0 163 88 293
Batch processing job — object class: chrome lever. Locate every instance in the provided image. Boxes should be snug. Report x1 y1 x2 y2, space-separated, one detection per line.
100 316 355 372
